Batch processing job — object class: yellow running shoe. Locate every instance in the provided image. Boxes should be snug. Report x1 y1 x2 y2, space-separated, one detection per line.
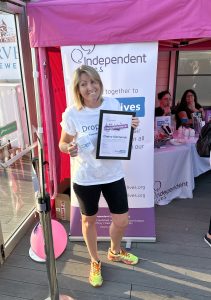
108 248 139 265
89 261 103 287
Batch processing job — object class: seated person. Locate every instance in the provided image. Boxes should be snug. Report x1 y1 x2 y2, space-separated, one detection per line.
155 91 172 116
176 89 205 128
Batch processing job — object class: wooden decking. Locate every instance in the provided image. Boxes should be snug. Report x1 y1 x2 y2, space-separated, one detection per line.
0 171 211 300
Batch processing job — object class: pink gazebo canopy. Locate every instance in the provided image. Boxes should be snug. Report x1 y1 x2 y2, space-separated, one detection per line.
27 0 211 48
26 0 211 199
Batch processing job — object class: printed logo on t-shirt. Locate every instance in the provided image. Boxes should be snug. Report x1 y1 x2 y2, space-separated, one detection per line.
81 124 98 133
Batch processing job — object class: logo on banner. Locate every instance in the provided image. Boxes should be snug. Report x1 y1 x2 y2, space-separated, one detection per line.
71 45 95 63
117 97 145 117
70 45 147 72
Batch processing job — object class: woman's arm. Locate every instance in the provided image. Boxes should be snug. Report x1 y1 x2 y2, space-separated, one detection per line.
59 129 78 157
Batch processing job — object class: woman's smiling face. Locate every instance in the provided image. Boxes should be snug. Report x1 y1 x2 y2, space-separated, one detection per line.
78 73 101 108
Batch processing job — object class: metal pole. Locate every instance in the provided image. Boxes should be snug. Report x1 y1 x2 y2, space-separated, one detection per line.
31 48 74 300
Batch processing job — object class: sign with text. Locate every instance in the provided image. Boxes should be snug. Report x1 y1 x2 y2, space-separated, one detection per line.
0 121 17 138
61 42 158 240
155 116 171 129
96 110 135 159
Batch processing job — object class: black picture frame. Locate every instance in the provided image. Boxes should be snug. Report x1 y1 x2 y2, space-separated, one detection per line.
96 110 136 160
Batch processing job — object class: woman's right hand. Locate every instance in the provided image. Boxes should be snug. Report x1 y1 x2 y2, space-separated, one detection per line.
163 106 171 115
67 142 78 157
187 103 196 112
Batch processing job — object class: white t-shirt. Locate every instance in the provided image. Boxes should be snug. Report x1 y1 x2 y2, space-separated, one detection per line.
60 97 125 185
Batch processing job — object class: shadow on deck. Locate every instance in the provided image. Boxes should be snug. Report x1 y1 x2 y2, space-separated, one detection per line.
0 171 211 300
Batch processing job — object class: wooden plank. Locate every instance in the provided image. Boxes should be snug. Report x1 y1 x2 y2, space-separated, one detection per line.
0 296 28 300
57 274 131 299
135 241 211 258
131 284 211 300
0 268 131 299
0 278 49 300
0 170 211 300
2 253 211 291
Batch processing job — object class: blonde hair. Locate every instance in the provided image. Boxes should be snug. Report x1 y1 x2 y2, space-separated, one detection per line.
72 65 103 110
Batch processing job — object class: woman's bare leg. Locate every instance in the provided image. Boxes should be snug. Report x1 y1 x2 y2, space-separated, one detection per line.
81 214 99 262
109 212 129 253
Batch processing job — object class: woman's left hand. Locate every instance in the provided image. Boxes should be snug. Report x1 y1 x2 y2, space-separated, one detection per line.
132 117 139 129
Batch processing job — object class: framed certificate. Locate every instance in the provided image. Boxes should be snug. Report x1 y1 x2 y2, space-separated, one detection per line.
96 110 135 160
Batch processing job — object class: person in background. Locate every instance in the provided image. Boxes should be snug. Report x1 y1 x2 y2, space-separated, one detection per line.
204 217 211 247
59 65 139 288
155 90 172 117
176 89 205 128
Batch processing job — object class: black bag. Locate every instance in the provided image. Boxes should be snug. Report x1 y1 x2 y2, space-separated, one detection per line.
196 121 211 157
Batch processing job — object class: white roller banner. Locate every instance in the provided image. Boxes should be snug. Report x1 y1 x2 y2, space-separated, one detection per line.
61 43 158 241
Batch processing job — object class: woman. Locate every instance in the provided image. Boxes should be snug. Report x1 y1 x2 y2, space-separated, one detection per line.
155 90 172 116
176 89 205 128
59 65 139 288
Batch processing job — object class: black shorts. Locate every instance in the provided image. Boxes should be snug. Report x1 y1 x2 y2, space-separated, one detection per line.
73 178 128 216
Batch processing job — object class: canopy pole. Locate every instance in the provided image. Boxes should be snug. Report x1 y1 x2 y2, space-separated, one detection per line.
31 47 74 300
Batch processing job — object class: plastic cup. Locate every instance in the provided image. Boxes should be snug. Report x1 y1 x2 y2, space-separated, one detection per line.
77 134 101 168
184 128 190 138
77 134 94 153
